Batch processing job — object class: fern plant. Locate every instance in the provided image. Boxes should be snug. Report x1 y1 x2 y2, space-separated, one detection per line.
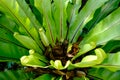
0 0 120 80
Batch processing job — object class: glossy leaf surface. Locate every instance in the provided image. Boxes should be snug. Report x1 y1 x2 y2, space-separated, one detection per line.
0 70 33 80
80 8 120 47
68 0 108 43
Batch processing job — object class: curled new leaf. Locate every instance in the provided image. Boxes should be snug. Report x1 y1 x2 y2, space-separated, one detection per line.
39 28 49 47
20 49 48 67
29 49 48 63
50 60 71 70
95 48 107 63
81 55 97 62
93 52 120 72
68 48 107 69
20 55 46 67
81 48 107 64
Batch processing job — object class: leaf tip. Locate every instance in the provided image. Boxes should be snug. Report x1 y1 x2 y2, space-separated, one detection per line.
29 49 35 55
39 28 49 47
13 32 19 37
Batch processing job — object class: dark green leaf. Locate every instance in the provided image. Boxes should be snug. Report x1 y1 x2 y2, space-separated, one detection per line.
0 70 33 80
0 41 28 61
31 6 43 25
34 74 55 80
0 15 26 48
102 40 120 53
0 14 18 33
73 77 89 80
0 15 28 61
88 68 120 80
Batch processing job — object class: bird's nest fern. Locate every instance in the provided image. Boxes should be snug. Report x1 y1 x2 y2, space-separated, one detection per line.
0 0 120 80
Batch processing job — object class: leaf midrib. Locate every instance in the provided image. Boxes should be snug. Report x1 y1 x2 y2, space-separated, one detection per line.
0 37 28 50
89 0 117 30
85 19 120 43
70 0 104 42
43 8 54 43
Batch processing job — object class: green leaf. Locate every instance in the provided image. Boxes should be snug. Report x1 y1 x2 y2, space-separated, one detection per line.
94 52 120 72
0 25 20 47
34 74 55 80
35 0 56 46
0 25 28 61
102 40 120 53
29 49 48 63
0 14 18 44
0 41 28 62
72 42 96 60
0 12 29 61
25 0 43 25
0 13 18 33
0 70 33 80
0 13 31 50
83 0 120 35
14 32 42 54
53 0 69 42
80 8 120 47
67 0 108 43
67 0 81 24
81 55 97 62
69 48 107 70
16 0 41 30
88 68 120 80
50 60 64 70
0 0 44 50
30 5 43 25
50 60 71 70
20 55 47 68
20 49 48 68
73 77 89 80
39 28 49 47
